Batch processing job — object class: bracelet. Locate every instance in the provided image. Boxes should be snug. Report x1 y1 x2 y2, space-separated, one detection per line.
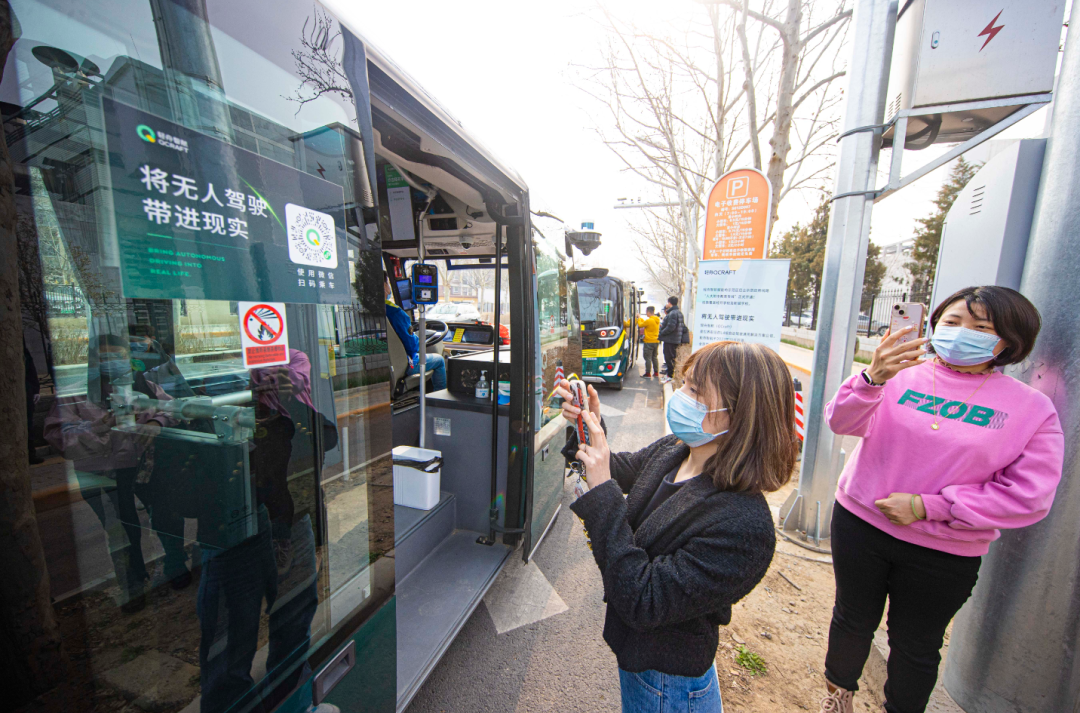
861 369 885 387
911 494 926 521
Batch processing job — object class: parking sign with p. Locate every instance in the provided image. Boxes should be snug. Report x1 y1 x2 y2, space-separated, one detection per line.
702 167 772 261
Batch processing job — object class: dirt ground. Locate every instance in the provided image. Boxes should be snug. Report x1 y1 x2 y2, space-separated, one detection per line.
712 482 882 713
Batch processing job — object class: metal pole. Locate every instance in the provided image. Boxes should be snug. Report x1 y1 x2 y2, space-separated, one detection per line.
867 293 876 337
418 232 427 449
781 0 897 540
487 225 505 543
944 3 1080 708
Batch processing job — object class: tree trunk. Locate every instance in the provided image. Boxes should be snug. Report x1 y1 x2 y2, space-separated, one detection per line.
0 0 67 705
710 5 726 179
736 0 762 170
765 0 803 244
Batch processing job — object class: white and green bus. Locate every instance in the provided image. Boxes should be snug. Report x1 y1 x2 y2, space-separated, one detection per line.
4 1 578 711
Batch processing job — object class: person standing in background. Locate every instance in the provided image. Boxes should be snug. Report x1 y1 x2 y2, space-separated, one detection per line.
657 297 685 384
636 306 660 378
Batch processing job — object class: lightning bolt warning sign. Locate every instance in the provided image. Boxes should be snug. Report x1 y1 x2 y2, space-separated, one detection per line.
978 10 1005 52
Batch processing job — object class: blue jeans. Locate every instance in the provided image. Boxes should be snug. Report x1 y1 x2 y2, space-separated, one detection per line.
407 352 447 391
619 664 723 713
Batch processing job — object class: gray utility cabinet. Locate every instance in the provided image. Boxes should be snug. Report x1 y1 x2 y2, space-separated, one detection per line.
931 139 1046 311
884 0 1064 145
423 389 509 535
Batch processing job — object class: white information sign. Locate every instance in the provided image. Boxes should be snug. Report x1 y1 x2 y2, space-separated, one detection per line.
384 166 416 244
693 259 791 352
238 301 291 368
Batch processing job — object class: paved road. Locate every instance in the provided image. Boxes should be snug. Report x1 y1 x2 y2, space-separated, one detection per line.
406 367 667 713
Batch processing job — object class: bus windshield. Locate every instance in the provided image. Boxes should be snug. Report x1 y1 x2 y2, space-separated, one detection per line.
575 278 620 330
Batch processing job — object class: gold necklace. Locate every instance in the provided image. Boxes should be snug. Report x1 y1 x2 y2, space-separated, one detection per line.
931 359 994 430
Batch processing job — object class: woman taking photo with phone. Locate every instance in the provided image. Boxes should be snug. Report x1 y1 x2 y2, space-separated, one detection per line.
817 286 1064 713
557 340 798 713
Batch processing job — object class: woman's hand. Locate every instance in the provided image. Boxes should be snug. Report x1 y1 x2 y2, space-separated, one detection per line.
866 327 929 384
555 379 601 423
575 410 611 489
875 492 925 526
133 420 162 447
92 411 117 434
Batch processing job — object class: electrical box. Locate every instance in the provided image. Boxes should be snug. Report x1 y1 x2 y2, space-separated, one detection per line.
883 0 1064 147
930 139 1045 311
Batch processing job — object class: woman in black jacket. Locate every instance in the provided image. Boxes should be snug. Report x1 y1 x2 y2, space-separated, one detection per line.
557 340 798 713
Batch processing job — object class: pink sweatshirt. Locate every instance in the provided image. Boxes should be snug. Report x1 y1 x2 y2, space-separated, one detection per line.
826 361 1064 556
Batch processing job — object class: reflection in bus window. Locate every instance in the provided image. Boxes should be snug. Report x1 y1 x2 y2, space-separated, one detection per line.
534 235 577 428
7 0 391 710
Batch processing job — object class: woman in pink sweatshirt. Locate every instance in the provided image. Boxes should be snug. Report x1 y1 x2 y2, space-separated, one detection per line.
816 286 1064 713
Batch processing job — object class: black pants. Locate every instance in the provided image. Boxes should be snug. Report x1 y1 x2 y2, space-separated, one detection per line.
662 342 678 378
825 503 981 713
253 414 296 540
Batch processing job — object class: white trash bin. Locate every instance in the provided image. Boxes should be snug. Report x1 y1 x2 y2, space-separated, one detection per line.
392 446 442 510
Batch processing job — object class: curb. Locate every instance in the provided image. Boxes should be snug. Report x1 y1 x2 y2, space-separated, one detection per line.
32 484 82 513
783 359 811 375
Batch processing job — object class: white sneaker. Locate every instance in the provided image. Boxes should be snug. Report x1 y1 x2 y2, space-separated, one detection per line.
309 705 341 713
818 686 854 713
659 375 672 384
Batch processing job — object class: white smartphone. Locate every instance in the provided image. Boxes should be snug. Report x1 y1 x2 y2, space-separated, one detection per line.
889 302 926 346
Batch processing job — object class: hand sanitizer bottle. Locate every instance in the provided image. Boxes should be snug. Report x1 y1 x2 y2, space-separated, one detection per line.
475 370 490 399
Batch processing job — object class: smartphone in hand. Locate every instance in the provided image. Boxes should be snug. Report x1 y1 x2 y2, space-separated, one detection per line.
889 302 926 346
568 379 591 446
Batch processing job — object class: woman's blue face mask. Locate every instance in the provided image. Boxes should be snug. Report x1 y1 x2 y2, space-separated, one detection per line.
98 354 131 380
665 388 727 448
931 325 1001 366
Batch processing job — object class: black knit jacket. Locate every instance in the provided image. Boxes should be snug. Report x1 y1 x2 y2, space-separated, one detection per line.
567 432 776 677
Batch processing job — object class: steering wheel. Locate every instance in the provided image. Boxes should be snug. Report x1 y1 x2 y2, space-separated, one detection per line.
414 319 449 346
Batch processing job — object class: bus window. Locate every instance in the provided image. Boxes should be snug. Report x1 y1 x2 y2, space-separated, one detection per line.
534 234 577 427
575 279 622 330
9 0 392 710
529 233 578 557
431 258 510 347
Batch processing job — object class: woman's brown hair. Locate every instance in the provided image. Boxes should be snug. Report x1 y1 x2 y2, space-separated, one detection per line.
682 341 798 494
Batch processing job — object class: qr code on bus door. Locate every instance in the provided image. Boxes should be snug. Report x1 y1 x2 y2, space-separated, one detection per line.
286 203 337 268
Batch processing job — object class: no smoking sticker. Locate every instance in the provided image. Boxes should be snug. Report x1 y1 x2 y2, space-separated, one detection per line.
239 301 290 368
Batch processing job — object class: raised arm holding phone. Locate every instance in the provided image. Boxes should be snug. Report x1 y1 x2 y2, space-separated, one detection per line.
556 340 798 713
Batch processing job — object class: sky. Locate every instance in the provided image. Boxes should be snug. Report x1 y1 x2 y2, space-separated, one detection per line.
325 0 1060 307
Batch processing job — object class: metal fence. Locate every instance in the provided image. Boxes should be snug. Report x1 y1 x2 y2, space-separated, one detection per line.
784 288 933 336
45 283 86 316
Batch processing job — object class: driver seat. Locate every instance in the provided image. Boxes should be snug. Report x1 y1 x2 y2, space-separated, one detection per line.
387 320 436 398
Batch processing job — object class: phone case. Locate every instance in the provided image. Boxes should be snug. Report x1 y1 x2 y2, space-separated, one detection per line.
568 379 591 445
889 303 926 345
